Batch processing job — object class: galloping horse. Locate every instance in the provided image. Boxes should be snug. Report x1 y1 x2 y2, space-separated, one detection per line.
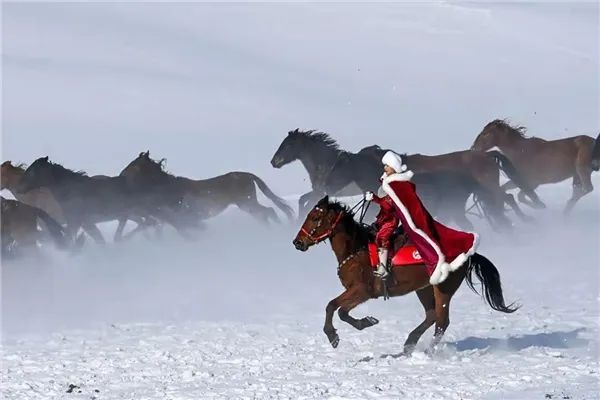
293 197 517 354
271 130 536 227
18 157 185 243
120 151 294 224
324 147 509 230
472 119 597 213
1 161 66 223
1 196 69 257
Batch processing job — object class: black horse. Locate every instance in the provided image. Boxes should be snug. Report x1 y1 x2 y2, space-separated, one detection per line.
592 132 600 171
271 130 497 228
325 145 515 230
18 157 198 243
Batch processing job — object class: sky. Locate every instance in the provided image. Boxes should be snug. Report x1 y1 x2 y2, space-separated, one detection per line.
2 2 598 194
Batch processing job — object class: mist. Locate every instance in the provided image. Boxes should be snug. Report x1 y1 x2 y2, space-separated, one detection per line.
1 3 599 398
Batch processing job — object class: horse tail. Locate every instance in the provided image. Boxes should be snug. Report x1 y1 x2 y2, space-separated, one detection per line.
591 132 600 172
487 150 543 206
465 253 519 314
249 174 295 221
33 207 68 249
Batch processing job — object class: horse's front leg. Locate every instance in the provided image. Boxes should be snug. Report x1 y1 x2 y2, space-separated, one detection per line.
324 287 375 348
337 286 378 331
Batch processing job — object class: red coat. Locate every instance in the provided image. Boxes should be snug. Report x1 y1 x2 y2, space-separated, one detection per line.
381 171 479 285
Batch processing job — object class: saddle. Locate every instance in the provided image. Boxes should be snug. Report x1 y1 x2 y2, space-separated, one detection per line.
366 226 423 268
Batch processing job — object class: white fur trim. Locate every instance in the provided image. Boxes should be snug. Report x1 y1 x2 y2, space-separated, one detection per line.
382 178 479 285
429 262 450 285
448 233 479 271
382 151 405 174
382 171 414 183
382 178 446 276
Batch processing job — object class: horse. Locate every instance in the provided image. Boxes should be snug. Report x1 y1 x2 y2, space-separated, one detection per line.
324 147 508 230
271 129 535 226
120 151 294 224
292 196 518 354
1 196 69 257
1 161 66 223
592 133 600 171
472 119 597 213
271 129 347 217
17 157 187 244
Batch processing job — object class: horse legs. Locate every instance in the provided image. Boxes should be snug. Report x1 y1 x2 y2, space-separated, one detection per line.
429 272 463 351
402 286 436 355
323 286 372 348
564 167 593 214
237 200 279 225
82 223 106 245
337 287 378 331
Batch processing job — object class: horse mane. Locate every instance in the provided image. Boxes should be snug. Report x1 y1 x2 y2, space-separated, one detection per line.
490 119 529 139
288 129 340 151
328 200 371 244
44 159 88 178
141 155 180 180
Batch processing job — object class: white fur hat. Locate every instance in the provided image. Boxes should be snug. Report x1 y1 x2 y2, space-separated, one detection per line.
381 151 407 173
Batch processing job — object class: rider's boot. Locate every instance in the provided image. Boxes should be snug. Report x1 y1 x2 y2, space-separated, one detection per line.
374 247 389 278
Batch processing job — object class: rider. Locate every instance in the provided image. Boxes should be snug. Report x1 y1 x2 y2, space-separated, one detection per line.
366 151 479 285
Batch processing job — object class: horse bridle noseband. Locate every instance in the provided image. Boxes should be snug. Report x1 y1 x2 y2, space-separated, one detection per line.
299 207 343 245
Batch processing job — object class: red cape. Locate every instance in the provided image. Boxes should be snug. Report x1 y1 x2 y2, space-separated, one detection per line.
381 171 479 284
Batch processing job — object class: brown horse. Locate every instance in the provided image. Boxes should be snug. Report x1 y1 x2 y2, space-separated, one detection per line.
472 119 597 213
1 161 66 223
1 196 69 257
120 151 294 224
380 148 539 225
293 197 517 354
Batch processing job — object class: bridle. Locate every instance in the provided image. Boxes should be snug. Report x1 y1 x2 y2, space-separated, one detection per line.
299 207 343 245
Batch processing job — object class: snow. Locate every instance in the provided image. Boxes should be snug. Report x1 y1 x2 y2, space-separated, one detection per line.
2 181 599 399
2 2 599 399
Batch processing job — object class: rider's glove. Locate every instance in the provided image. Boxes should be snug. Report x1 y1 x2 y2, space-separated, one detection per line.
364 191 374 201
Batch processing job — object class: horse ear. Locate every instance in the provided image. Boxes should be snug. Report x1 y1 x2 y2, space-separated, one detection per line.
43 156 49 162
144 151 150 157
318 195 329 206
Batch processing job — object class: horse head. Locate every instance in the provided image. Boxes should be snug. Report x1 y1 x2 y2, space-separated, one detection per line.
293 195 346 251
18 156 51 192
472 119 528 151
120 151 168 186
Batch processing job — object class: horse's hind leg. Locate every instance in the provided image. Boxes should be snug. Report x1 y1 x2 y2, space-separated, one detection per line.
565 166 593 214
237 200 279 225
429 272 464 351
402 286 436 355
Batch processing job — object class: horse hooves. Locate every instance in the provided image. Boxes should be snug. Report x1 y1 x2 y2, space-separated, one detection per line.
325 331 340 348
358 316 379 330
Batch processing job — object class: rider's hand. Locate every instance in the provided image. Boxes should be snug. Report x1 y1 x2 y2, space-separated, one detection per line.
364 191 374 201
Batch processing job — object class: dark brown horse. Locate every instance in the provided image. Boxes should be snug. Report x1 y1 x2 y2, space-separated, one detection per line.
472 119 597 213
1 196 69 257
590 132 600 172
120 151 294 224
2 161 66 223
293 197 517 354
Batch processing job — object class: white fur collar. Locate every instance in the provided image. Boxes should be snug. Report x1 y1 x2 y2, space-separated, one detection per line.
382 170 414 184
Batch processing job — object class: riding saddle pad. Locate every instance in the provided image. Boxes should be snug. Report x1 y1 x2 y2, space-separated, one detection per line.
368 242 423 268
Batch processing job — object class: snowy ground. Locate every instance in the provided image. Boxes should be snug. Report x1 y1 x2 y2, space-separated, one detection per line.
2 183 599 399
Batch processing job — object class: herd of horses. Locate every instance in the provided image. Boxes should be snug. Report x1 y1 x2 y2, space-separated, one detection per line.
2 119 599 259
2 119 599 352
